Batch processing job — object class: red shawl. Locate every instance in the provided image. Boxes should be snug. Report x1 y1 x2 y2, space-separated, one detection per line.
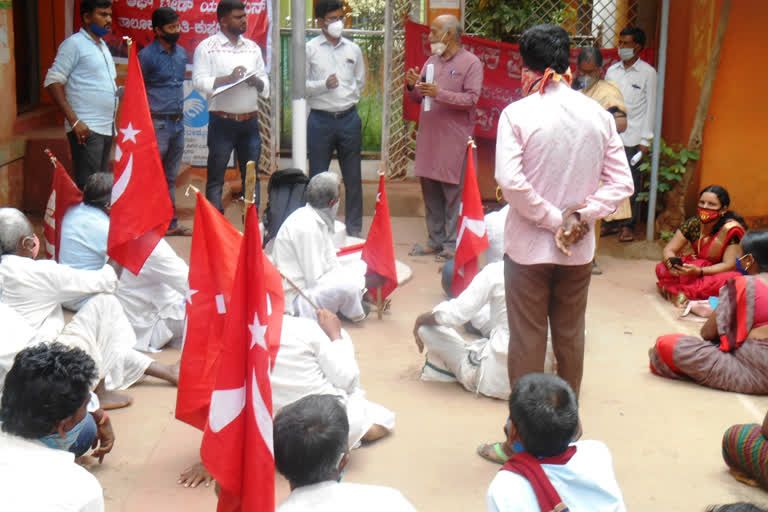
500 446 577 512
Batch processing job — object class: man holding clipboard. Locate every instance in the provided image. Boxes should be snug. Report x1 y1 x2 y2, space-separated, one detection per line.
192 0 269 212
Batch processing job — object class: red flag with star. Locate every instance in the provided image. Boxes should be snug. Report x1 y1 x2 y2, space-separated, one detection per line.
176 191 242 431
42 149 83 261
107 43 173 275
452 139 489 297
200 203 284 512
361 174 398 299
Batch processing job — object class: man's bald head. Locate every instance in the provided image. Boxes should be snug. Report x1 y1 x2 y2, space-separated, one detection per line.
432 14 462 43
0 208 34 257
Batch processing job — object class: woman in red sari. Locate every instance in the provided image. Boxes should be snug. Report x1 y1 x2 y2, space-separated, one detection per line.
649 231 768 394
656 185 747 306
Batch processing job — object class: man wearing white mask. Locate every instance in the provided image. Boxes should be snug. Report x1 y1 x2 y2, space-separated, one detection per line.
272 172 368 322
306 0 366 237
406 14 483 261
605 27 657 243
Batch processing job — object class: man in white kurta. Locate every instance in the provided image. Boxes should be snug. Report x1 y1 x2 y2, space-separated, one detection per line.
271 313 395 448
272 172 366 322
415 261 509 399
59 174 188 351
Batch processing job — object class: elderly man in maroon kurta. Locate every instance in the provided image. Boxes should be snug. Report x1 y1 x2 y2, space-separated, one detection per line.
406 15 483 259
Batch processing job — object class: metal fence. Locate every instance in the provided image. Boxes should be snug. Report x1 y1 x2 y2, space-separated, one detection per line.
464 0 638 48
278 28 385 153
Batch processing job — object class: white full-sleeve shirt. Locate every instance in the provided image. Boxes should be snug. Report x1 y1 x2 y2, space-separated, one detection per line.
192 31 269 114
272 205 340 306
278 481 417 512
0 255 118 342
305 35 365 112
0 430 105 512
605 58 657 147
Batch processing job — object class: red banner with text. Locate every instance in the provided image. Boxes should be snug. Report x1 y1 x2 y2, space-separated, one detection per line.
74 0 271 64
404 20 654 139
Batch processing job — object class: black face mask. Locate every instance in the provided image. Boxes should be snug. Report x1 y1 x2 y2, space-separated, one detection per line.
160 32 181 45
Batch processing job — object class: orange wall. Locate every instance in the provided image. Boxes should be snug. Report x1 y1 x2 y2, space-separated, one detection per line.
663 0 767 226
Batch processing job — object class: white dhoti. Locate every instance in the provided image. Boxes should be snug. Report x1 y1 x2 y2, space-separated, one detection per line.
294 269 366 322
54 294 153 391
344 388 397 449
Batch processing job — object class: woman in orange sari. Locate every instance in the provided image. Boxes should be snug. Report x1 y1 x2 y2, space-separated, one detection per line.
656 185 747 305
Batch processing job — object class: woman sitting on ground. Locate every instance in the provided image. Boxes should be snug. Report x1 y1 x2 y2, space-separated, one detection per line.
656 185 747 306
649 231 768 394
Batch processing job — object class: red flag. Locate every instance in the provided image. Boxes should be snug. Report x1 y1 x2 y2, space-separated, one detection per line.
200 203 284 512
176 191 242 431
107 43 173 275
43 150 83 261
452 140 489 297
361 174 398 299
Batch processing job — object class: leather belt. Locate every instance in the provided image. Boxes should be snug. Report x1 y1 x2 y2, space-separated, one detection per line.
151 113 183 122
311 106 356 119
210 110 259 122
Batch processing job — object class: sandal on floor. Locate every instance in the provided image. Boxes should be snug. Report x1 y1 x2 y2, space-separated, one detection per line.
600 225 620 237
166 226 193 236
618 227 634 243
477 442 510 465
409 243 441 256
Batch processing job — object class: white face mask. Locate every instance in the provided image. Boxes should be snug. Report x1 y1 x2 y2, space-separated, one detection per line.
326 20 343 39
430 33 447 56
618 47 635 61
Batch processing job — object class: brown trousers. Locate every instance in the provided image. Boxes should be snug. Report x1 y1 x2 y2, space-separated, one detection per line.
504 255 592 397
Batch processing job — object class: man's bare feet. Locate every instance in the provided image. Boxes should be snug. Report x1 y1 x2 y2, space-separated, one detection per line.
144 360 180 386
361 424 390 444
178 461 214 488
95 379 133 409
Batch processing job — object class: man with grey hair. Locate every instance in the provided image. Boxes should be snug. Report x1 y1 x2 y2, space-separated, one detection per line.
406 14 483 260
272 172 367 321
0 208 179 409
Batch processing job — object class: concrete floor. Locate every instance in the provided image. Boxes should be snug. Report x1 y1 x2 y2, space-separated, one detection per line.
91 197 768 512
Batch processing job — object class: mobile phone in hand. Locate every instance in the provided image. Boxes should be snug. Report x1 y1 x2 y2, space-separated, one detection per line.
668 257 684 268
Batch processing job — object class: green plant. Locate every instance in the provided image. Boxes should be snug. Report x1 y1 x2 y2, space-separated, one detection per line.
465 0 576 42
636 138 700 206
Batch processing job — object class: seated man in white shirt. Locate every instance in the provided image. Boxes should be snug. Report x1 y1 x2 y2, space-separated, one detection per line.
486 373 626 512
271 311 395 448
0 343 105 511
272 172 367 322
0 208 178 409
59 173 188 351
275 394 416 512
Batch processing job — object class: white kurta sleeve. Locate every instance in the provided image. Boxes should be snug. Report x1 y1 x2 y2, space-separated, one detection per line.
315 331 360 393
139 239 189 294
33 261 118 304
433 264 495 326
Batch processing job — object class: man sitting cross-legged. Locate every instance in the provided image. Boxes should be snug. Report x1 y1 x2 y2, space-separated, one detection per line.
274 394 416 511
0 343 107 511
59 173 188 352
272 172 370 322
486 373 626 512
0 208 178 409
272 311 395 448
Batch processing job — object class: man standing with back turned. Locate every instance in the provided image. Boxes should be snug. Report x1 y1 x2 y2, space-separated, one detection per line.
140 7 192 236
193 0 269 213
306 0 366 237
45 0 117 189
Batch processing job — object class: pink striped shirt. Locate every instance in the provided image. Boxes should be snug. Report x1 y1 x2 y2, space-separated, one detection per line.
495 81 633 266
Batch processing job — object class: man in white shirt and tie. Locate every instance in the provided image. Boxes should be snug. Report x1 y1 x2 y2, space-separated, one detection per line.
306 0 366 237
192 0 270 212
605 27 657 243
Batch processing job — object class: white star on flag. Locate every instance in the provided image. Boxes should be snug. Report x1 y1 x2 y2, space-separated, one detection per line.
120 123 141 144
185 288 198 305
249 311 267 350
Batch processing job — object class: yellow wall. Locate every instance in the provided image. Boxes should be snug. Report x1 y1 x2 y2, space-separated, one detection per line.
664 0 767 226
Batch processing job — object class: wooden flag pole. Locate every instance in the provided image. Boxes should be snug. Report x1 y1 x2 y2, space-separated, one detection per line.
377 288 383 320
280 272 320 312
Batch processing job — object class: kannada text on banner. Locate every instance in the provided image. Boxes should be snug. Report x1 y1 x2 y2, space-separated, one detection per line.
404 20 654 139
